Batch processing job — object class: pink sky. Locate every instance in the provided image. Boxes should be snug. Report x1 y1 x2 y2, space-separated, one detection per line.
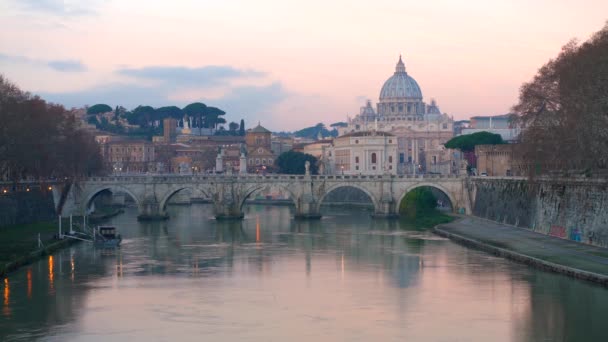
1 0 606 130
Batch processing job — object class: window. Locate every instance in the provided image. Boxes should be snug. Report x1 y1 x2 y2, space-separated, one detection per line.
371 153 377 164
355 166 359 170
262 159 266 165
355 140 359 144
355 156 359 163
443 123 448 129
249 159 253 165
399 153 404 163
388 156 393 163
268 158 273 164
432 156 437 164
389 139 392 143
256 159 260 165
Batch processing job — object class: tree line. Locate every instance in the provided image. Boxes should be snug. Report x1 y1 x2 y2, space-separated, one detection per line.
87 102 246 137
0 75 105 182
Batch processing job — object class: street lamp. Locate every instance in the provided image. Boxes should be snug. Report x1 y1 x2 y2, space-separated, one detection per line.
340 165 344 175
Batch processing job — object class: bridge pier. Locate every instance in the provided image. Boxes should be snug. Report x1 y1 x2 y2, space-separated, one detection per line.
371 195 399 219
294 194 321 220
214 201 245 220
137 194 168 221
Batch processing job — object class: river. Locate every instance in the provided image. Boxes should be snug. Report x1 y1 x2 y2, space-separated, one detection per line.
1 204 607 341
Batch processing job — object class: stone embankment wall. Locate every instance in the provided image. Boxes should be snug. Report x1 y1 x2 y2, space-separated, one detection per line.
0 190 57 227
472 178 608 248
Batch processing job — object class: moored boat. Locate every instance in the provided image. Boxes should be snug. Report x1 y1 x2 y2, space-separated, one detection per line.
95 226 122 247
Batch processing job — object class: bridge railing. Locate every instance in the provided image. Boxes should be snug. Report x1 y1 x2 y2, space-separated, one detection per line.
84 173 466 183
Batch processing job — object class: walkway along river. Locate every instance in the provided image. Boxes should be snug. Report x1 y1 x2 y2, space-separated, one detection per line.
2 204 608 341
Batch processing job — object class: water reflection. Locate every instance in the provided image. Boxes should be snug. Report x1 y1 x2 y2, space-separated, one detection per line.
3 277 9 317
0 204 607 341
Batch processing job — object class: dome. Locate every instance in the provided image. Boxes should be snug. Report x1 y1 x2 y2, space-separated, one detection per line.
379 56 423 101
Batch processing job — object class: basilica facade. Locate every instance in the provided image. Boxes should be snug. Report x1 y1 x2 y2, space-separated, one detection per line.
333 56 458 175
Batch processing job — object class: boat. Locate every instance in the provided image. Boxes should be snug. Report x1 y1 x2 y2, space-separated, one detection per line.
95 226 122 248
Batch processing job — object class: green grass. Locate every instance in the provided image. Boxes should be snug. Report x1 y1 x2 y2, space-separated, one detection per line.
399 210 455 229
0 221 59 270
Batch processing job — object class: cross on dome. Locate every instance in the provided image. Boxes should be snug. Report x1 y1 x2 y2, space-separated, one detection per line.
395 55 406 74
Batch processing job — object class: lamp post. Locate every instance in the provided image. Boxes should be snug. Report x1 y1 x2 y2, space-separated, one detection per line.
340 165 344 175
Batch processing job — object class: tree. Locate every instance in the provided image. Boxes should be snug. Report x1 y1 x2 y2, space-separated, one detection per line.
293 122 337 139
205 106 226 129
445 131 505 152
130 105 155 128
0 75 105 181
183 102 207 128
276 151 318 174
399 187 437 219
228 121 239 133
87 104 112 115
155 106 183 120
513 24 608 174
239 119 245 136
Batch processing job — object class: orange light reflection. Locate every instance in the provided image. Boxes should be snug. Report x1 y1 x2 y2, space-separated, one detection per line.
48 255 54 293
3 278 10 316
27 269 32 298
256 216 261 243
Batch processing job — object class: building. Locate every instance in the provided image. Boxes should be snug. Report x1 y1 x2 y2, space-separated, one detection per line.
461 114 521 142
470 114 512 129
163 118 177 143
475 144 522 176
271 136 294 157
100 140 155 173
326 131 397 175
245 123 275 173
302 139 333 160
337 56 458 174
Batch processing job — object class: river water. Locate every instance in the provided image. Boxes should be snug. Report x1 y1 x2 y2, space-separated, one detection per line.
1 204 608 341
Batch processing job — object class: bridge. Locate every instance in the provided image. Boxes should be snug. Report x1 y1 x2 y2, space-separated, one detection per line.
55 173 470 220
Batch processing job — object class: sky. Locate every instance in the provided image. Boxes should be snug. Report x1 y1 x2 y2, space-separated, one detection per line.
1 0 606 131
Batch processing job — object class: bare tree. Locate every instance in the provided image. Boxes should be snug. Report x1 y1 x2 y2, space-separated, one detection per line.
513 24 608 176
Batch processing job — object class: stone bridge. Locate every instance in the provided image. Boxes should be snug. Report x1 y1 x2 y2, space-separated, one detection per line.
56 174 470 220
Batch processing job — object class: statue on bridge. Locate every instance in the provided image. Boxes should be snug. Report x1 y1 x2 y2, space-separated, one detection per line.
305 160 310 176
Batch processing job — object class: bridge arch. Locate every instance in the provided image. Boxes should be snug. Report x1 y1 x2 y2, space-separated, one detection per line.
83 185 142 213
239 183 297 211
317 183 379 213
159 186 211 212
397 183 456 214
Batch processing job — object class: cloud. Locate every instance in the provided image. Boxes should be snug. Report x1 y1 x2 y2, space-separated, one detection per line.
0 53 87 73
38 81 288 124
0 53 31 64
117 65 266 87
47 60 87 72
12 0 104 16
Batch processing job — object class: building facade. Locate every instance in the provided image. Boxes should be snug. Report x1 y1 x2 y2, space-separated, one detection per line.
337 56 458 175
475 144 522 176
100 140 155 173
327 131 398 175
245 123 275 173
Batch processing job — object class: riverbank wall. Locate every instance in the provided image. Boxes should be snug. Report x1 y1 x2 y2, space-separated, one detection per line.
0 189 56 227
471 177 608 248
